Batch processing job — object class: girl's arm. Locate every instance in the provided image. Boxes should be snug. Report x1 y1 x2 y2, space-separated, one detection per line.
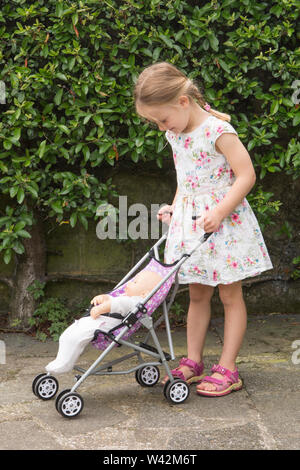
171 186 179 208
157 187 178 225
202 134 256 232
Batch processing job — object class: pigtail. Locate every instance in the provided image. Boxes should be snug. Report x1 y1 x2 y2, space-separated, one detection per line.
187 81 231 122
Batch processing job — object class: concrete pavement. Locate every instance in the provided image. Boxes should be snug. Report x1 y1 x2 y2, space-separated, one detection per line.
0 313 299 450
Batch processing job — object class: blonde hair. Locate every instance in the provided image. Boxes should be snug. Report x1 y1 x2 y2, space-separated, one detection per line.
134 62 231 122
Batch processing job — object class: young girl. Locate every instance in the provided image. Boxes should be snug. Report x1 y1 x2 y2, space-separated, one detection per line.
133 62 273 397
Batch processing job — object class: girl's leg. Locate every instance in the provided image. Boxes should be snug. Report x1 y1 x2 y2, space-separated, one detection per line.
186 283 215 363
197 281 247 392
163 283 214 382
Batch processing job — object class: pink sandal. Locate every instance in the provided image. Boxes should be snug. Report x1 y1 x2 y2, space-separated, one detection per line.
196 364 243 397
162 357 205 385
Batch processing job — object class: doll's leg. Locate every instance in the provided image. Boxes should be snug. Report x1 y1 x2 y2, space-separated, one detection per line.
45 316 107 374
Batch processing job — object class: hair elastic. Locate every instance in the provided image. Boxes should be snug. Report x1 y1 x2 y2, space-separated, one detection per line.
204 103 211 111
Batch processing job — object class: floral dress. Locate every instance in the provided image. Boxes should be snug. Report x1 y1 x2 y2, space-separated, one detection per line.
164 115 273 286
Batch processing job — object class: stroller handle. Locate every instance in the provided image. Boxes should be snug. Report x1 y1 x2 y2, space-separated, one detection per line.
162 211 213 239
203 232 213 240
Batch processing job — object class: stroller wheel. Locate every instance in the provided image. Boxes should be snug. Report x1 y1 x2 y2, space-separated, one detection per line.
164 379 190 405
34 375 59 401
135 365 160 387
56 390 84 418
55 389 71 412
32 373 47 396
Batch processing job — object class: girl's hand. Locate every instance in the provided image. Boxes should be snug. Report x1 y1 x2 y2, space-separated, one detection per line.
157 204 173 225
197 207 223 233
90 294 110 306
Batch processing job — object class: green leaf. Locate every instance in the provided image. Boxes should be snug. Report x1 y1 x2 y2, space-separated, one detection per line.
156 156 163 168
270 100 279 115
82 186 90 198
93 115 103 126
98 108 114 113
99 142 111 154
17 188 25 204
17 229 31 239
56 72 67 81
51 201 63 214
4 250 11 265
57 124 70 135
54 88 63 106
56 2 64 17
10 186 19 198
60 147 69 159
12 128 21 141
13 242 25 255
248 140 256 151
27 186 38 198
218 58 231 74
208 33 219 51
184 32 192 49
293 113 300 127
82 145 90 161
4 140 12 150
153 47 162 61
140 48 153 58
70 212 77 228
159 34 173 48
75 143 83 154
131 151 139 163
14 221 26 232
83 113 92 124
135 136 144 147
38 140 47 158
82 84 89 96
72 13 78 25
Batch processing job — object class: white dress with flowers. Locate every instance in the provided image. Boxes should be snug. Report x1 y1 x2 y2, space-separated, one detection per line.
164 115 273 286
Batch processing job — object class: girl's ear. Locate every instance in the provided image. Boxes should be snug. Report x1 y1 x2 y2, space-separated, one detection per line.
178 95 190 107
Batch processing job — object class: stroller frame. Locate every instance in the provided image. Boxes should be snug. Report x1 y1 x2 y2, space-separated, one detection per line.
32 230 212 417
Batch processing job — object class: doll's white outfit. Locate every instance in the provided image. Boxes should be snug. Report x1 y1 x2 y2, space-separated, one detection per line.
45 295 142 374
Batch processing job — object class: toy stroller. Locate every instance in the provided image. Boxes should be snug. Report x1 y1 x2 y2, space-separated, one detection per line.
32 228 212 418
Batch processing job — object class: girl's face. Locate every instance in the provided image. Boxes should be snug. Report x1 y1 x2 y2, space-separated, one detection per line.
136 96 192 134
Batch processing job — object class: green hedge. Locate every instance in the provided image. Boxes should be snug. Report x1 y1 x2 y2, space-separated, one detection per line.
0 0 299 263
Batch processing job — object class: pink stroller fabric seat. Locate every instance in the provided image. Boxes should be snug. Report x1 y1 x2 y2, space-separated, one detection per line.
92 257 177 351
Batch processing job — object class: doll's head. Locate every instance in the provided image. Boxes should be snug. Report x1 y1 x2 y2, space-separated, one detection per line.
124 270 163 298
